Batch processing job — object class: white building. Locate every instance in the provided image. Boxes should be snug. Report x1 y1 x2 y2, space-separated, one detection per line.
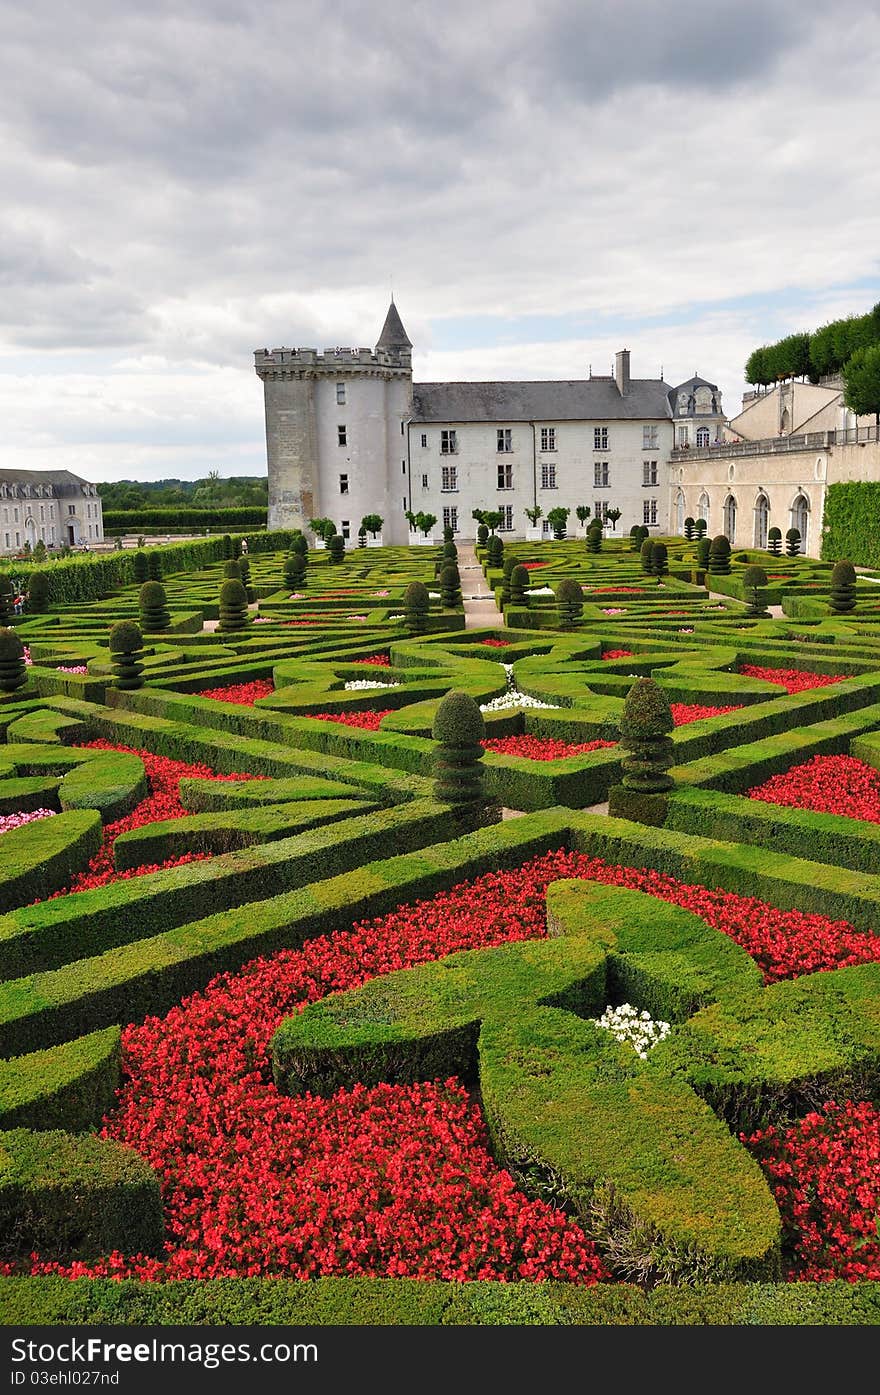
255 303 724 543
0 469 104 556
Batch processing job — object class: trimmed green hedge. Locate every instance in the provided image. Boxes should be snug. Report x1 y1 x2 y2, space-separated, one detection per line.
821 481 880 566
104 507 268 531
0 810 101 914
0 1028 121 1131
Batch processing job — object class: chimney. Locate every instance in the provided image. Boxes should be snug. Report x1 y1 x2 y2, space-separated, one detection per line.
615 349 630 397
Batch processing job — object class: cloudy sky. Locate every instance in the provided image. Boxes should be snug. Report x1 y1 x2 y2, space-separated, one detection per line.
1 0 879 482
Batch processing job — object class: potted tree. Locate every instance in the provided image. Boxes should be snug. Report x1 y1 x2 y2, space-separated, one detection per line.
606 507 622 533
546 505 570 540
361 513 384 548
524 505 543 542
308 517 334 550
575 504 592 536
415 511 438 545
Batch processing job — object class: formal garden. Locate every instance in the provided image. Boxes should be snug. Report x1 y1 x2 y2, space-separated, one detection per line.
2 524 880 1326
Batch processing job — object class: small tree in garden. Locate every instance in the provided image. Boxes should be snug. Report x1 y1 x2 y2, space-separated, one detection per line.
829 559 857 613
586 521 602 553
767 527 782 556
509 564 529 606
709 535 731 575
432 689 487 825
139 581 170 632
133 551 149 584
525 505 543 529
486 534 504 568
26 571 50 614
443 525 455 543
416 512 438 538
482 510 503 536
32 539 47 563
0 578 15 625
786 527 801 557
546 506 570 540
290 533 308 556
218 579 250 632
146 551 163 581
472 509 487 527
403 580 430 634
683 517 695 541
223 559 241 579
501 554 517 604
442 540 458 561
741 564 769 617
361 513 383 539
640 537 655 573
285 551 307 589
694 518 707 539
109 619 145 691
606 507 622 532
651 541 668 577
439 564 462 608
697 536 711 569
556 578 584 629
619 678 675 793
0 627 27 693
328 534 346 563
476 523 489 546
575 505 591 531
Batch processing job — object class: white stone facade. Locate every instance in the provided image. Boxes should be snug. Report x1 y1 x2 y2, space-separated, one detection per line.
0 470 104 556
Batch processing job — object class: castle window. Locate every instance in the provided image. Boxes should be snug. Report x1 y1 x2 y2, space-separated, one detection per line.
420 433 427 448
677 426 688 447
337 424 347 446
497 461 513 489
402 460 406 474
540 426 556 452
422 474 429 489
696 427 710 447
498 505 514 531
497 428 512 453
643 425 658 449
593 462 609 488
540 464 557 489
443 506 459 534
643 460 658 487
68 505 75 515
339 474 349 495
644 499 658 526
594 500 611 522
336 384 346 405
440 430 457 455
341 519 350 539
594 426 608 450
441 465 457 492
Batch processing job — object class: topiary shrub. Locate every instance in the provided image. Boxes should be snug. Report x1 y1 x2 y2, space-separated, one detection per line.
132 551 149 584
476 523 489 547
651 542 668 577
443 540 458 562
0 577 15 626
328 535 345 563
694 519 708 539
640 538 655 574
432 689 486 819
26 572 50 614
223 560 241 580
290 533 308 557
697 537 711 569
233 536 243 558
630 525 648 551
786 527 801 557
403 580 430 635
586 522 602 553
146 552 162 581
619 678 675 793
138 581 170 633
767 527 782 557
285 552 307 589
0 627 27 693
108 620 145 691
741 564 769 617
683 517 695 541
829 559 857 613
239 557 251 587
501 554 517 604
218 579 250 632
556 578 584 629
439 564 462 608
222 534 234 559
509 564 529 606
709 535 731 575
443 525 455 543
486 534 504 569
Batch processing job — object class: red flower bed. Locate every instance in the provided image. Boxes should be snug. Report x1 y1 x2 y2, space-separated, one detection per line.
592 587 644 595
13 848 880 1282
482 735 616 760
602 649 634 660
353 654 391 667
671 703 744 726
521 562 548 570
481 638 511 648
745 1102 880 1280
313 710 394 731
749 754 880 823
197 680 274 705
51 743 257 896
739 664 845 694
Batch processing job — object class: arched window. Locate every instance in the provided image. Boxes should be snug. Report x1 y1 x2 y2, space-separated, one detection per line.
696 427 710 447
791 494 809 551
780 407 791 434
724 494 737 544
754 492 769 550
698 492 710 531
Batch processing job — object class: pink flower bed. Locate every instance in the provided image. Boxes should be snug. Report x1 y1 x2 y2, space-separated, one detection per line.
0 808 56 835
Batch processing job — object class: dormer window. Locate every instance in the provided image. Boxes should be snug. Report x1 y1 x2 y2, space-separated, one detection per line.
678 394 689 412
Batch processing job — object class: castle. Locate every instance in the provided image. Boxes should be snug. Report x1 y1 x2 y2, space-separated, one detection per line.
255 303 725 544
1 469 104 556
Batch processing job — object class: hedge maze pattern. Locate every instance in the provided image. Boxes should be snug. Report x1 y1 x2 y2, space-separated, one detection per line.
3 530 880 1323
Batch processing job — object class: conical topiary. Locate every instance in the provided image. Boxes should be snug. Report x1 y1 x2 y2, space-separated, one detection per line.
439 564 462 608
694 519 708 539
109 619 145 691
509 565 529 607
586 522 602 554
432 689 486 816
442 540 458 562
697 537 711 569
786 527 801 557
476 523 489 547
829 560 857 613
683 517 695 541
0 627 27 693
0 577 15 626
233 537 243 558
223 559 241 580
239 557 251 587
132 551 149 584
139 580 171 632
218 578 250 632
222 534 234 559
486 534 504 569
27 571 50 614
630 525 647 551
501 554 517 605
146 552 163 581
767 527 782 557
708 535 731 575
443 525 455 543
556 578 584 629
403 580 430 635
651 542 668 577
640 538 655 574
328 535 345 563
741 564 768 617
290 533 308 557
619 678 675 793
285 552 307 589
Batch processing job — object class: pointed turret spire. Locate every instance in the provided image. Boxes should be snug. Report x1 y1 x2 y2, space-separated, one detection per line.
376 300 412 351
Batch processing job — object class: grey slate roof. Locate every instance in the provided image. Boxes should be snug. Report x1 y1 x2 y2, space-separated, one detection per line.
0 469 93 494
376 301 412 350
411 378 675 423
667 376 722 418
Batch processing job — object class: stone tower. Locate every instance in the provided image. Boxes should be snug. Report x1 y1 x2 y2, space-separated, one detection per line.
255 303 413 537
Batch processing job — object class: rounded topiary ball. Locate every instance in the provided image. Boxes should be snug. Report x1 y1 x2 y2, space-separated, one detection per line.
509 564 529 606
290 533 308 556
831 560 856 587
218 578 250 631
709 535 731 574
139 580 171 632
651 542 668 576
223 560 241 579
27 571 50 613
439 564 462 607
619 677 675 793
432 688 485 745
403 580 430 633
109 619 145 689
328 534 345 562
830 559 857 613
109 619 144 654
640 538 654 573
556 578 584 628
0 626 27 693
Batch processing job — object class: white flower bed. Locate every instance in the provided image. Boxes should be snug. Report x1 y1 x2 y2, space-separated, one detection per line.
479 662 560 712
591 1003 671 1059
343 679 399 691
529 586 555 596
